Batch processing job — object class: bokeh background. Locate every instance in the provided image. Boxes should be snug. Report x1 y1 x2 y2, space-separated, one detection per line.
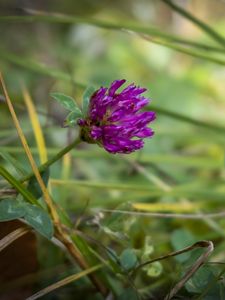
0 1 225 299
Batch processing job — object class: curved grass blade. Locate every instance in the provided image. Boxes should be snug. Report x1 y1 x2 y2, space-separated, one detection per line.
0 149 27 176
1 50 225 135
0 227 30 252
0 198 25 221
23 86 48 164
0 12 224 54
27 264 103 300
0 165 40 206
161 0 225 48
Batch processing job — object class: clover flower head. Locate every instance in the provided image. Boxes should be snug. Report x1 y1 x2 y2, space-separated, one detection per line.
78 79 156 154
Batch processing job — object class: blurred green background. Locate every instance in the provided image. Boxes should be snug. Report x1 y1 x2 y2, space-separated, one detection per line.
0 0 225 299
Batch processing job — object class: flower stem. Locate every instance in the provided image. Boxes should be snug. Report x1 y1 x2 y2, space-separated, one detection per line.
0 72 106 296
20 137 81 183
19 137 106 294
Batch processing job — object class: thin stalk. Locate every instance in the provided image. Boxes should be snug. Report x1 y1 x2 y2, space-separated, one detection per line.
27 264 103 300
0 73 106 296
150 105 225 134
20 138 81 183
0 49 85 88
161 0 225 48
0 165 40 206
0 11 224 54
140 35 225 66
0 227 30 252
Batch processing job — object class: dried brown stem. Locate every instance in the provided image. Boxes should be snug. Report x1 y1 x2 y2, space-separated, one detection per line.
0 73 106 296
0 226 30 252
133 240 214 300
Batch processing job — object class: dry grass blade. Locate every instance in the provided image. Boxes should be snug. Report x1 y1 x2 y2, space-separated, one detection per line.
0 227 30 252
0 73 107 295
0 72 59 225
133 240 213 299
132 202 197 213
22 86 48 164
165 241 214 300
101 209 225 219
26 264 103 300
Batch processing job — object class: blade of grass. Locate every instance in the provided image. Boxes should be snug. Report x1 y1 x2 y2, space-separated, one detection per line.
1 147 223 168
161 0 225 48
61 153 71 180
0 49 85 88
22 86 48 164
132 202 199 213
0 74 107 295
138 34 225 66
26 264 103 300
1 48 225 134
50 179 225 201
1 50 225 136
165 241 214 300
1 11 224 54
124 152 225 237
0 227 30 252
150 105 225 134
0 72 60 225
20 138 81 183
101 209 225 220
0 149 27 176
133 240 214 300
0 165 40 205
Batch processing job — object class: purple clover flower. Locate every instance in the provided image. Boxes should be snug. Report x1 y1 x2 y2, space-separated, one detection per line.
78 79 156 154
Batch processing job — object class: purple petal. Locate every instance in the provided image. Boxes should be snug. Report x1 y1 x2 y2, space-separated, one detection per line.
78 79 156 154
90 126 102 140
108 79 126 96
135 127 154 138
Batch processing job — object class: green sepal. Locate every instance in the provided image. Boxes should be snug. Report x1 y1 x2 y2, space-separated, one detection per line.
82 86 95 117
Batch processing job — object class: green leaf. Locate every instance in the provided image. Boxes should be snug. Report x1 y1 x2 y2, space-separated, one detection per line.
27 168 50 199
0 197 53 239
102 226 128 241
106 248 121 273
0 149 27 176
0 199 25 221
82 86 95 117
51 92 82 113
171 229 195 262
120 249 138 271
64 111 82 127
145 261 163 277
23 203 54 239
0 165 40 206
118 288 139 300
185 266 214 294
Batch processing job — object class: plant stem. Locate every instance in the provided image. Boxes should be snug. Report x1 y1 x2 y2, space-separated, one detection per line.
161 0 225 48
150 105 225 134
17 137 107 293
0 12 224 53
0 72 106 295
20 138 81 183
0 165 39 206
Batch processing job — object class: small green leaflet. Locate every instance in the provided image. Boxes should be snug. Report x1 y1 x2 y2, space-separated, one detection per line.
23 204 54 239
118 288 139 300
82 86 95 117
27 168 50 199
0 199 25 221
120 248 138 271
64 111 82 127
0 199 54 239
0 150 27 176
51 92 82 115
